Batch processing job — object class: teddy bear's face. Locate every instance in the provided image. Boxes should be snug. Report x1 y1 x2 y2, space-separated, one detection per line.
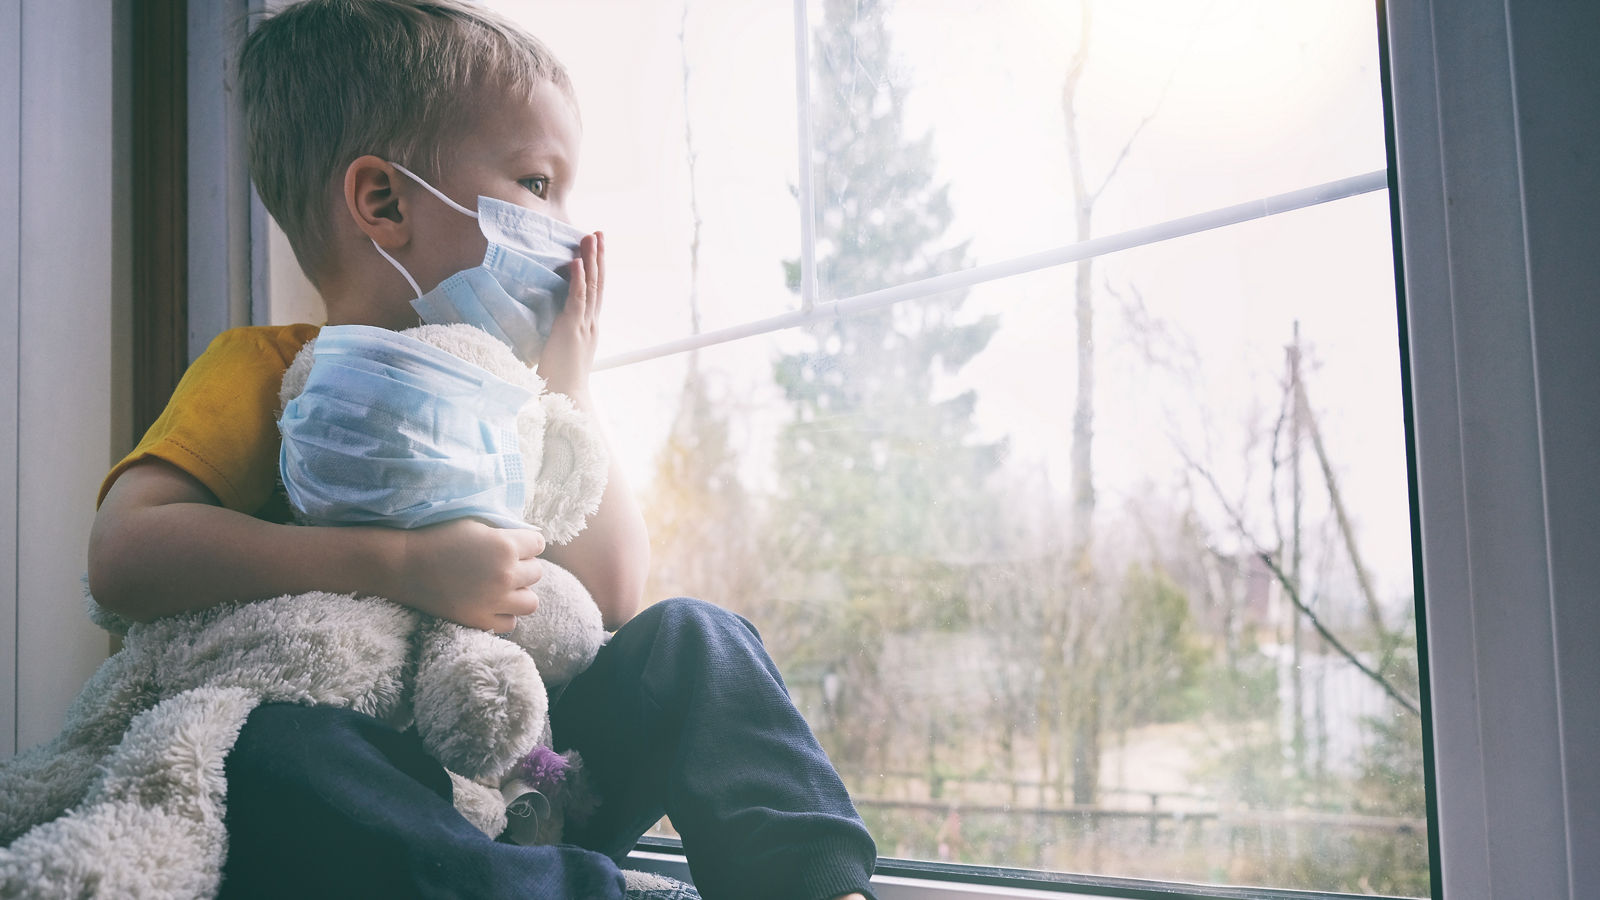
278 322 607 544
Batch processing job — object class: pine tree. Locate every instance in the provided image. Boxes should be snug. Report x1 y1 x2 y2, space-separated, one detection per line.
770 0 1003 761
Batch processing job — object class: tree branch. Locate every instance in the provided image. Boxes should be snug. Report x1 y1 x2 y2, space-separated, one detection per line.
679 0 703 338
1090 1 1217 204
1090 105 1156 205
1089 59 1176 204
1176 444 1422 717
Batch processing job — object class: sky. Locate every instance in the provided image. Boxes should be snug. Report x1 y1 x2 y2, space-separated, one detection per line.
270 0 1411 614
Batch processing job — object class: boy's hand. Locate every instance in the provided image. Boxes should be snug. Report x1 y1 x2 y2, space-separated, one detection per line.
537 231 603 397
392 519 547 633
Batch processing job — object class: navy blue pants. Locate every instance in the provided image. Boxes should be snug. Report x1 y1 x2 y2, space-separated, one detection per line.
218 598 877 900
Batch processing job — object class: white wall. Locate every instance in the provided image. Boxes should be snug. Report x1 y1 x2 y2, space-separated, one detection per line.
0 0 128 756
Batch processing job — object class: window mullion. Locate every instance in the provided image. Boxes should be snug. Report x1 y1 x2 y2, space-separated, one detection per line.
596 169 1388 371
792 0 818 313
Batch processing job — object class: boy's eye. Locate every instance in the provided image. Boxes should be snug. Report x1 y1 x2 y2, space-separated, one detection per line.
518 176 550 198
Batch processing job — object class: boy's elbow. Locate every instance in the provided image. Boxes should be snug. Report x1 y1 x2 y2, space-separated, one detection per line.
594 545 649 631
86 532 131 618
597 568 646 631
87 514 154 622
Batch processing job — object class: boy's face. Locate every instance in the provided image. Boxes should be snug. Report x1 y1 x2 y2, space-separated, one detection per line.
394 79 582 310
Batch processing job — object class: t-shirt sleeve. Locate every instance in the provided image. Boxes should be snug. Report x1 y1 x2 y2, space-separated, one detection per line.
98 324 321 515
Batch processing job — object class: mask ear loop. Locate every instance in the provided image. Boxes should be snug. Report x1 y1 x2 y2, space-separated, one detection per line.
391 161 480 219
372 239 424 300
370 161 480 300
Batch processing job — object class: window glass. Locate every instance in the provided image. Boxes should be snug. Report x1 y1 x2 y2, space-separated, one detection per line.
429 2 1430 895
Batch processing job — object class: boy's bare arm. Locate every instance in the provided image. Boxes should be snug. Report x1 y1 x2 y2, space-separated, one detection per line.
539 388 649 630
89 459 546 632
537 232 650 630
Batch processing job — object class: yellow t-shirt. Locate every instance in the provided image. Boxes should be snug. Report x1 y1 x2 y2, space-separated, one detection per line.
99 324 322 521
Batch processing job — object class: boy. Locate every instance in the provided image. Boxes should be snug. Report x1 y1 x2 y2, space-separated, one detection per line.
86 2 875 898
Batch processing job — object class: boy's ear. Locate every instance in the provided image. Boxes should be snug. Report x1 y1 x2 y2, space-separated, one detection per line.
344 155 409 248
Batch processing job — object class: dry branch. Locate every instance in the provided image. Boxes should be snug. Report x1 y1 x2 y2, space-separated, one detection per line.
1177 445 1422 717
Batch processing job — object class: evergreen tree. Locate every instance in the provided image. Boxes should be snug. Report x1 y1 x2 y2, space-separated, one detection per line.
770 0 1003 760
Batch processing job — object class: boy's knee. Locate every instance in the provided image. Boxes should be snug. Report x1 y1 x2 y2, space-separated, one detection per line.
236 702 368 749
636 596 760 645
229 704 449 798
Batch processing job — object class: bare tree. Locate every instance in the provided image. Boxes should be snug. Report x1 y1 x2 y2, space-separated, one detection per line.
642 0 762 619
1178 415 1422 718
1055 0 1170 806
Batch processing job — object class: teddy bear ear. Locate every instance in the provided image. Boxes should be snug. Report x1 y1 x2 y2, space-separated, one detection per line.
521 392 609 545
277 338 319 415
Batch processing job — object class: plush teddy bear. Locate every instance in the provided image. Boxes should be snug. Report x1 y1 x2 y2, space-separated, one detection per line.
0 324 629 895
277 322 611 841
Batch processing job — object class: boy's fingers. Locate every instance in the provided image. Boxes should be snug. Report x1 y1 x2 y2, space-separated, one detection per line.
567 258 587 317
511 527 546 559
512 558 544 589
575 238 594 315
591 231 605 313
586 235 600 292
489 613 517 634
504 589 541 618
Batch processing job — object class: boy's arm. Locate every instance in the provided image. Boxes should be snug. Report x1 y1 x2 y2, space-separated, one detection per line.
537 231 650 630
539 388 649 630
89 459 547 632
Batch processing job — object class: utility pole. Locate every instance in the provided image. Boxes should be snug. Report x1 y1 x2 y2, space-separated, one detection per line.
1288 322 1306 777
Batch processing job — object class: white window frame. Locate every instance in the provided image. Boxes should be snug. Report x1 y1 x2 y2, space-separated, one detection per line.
204 0 1600 897
1388 1 1598 899
0 0 21 760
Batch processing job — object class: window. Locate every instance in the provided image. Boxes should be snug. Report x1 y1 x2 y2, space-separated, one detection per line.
270 1 1431 894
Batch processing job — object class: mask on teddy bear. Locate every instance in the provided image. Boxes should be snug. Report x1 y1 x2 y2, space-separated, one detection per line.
278 324 537 531
369 161 586 365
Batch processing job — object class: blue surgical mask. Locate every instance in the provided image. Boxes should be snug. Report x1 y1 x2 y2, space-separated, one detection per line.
372 162 586 364
279 324 536 530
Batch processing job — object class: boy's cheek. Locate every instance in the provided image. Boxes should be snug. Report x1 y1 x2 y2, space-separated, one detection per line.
420 232 492 288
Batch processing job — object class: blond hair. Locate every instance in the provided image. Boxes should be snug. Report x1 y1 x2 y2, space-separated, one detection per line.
239 0 575 284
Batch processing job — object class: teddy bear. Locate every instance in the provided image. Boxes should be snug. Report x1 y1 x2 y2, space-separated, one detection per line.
275 321 612 841
0 324 652 897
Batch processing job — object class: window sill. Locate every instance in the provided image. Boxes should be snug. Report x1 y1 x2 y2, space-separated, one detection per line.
625 846 1412 900
627 851 1094 899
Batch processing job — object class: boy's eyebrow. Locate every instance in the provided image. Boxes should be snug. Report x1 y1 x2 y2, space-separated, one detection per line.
508 142 570 167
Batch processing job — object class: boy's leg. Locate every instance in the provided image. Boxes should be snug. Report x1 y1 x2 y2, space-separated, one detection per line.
219 703 626 900
552 597 877 900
